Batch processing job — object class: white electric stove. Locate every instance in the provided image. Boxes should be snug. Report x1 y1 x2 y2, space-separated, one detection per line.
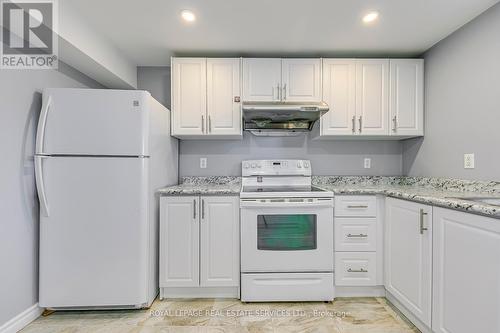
240 159 335 302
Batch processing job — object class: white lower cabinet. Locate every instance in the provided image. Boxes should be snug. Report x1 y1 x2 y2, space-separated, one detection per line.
335 252 377 286
385 198 432 329
160 195 239 297
334 217 377 252
432 208 500 333
160 196 199 287
200 196 240 287
334 196 383 289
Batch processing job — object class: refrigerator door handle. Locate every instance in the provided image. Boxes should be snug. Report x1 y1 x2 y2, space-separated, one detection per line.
35 155 50 217
36 95 52 154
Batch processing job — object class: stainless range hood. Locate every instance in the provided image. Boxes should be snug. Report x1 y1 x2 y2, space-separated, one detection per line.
242 101 329 136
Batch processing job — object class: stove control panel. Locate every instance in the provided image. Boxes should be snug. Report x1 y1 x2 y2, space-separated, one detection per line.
242 159 311 176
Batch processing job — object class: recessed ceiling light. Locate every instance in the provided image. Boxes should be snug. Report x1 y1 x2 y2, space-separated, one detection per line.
180 10 196 22
362 11 379 24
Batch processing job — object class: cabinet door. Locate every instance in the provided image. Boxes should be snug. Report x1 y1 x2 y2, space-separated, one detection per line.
172 58 206 136
160 196 199 287
200 196 240 287
321 59 356 135
390 59 424 136
207 58 241 136
433 208 500 333
282 59 321 102
242 58 281 101
385 198 432 327
355 60 389 135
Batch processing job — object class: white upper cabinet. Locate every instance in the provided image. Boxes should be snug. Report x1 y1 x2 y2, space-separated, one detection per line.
319 58 423 139
432 208 500 333
172 58 206 136
171 57 242 139
321 59 356 135
242 58 321 102
389 59 424 136
207 58 242 136
355 59 390 135
242 58 281 101
385 198 433 328
282 59 321 102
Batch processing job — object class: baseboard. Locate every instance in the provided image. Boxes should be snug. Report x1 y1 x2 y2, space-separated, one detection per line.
0 304 43 333
335 285 386 298
385 292 432 333
160 287 239 299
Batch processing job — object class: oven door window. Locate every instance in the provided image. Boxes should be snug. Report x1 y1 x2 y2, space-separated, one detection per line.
257 214 317 251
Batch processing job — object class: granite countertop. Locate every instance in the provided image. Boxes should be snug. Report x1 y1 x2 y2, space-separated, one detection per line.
313 176 500 219
158 175 500 218
157 176 241 196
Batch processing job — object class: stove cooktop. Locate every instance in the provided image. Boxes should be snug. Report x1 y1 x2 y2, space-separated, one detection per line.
240 185 333 199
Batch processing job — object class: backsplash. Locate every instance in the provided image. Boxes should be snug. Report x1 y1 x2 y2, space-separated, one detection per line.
179 175 500 194
312 176 402 186
181 176 241 185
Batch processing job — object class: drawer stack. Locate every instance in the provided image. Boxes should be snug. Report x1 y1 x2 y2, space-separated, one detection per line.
334 196 379 286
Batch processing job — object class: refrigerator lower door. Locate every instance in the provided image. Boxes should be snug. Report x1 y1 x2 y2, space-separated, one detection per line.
38 156 150 308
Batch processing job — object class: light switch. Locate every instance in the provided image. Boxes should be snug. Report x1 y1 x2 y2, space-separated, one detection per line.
200 157 207 169
464 154 475 169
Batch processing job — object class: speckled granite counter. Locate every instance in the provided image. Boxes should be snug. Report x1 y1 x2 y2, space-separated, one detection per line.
158 176 500 218
313 176 500 219
157 176 241 195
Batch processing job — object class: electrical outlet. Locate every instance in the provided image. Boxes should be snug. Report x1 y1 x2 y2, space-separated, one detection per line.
364 158 371 169
464 154 475 169
200 157 207 169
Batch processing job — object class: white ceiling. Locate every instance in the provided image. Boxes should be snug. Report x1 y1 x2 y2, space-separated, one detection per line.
67 0 499 66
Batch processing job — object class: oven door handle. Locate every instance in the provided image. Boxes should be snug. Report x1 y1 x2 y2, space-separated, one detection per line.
240 200 333 208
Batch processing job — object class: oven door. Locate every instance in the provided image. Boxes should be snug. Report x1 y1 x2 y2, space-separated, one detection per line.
240 198 334 273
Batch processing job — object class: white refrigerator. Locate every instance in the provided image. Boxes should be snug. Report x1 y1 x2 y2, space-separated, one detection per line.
35 88 178 309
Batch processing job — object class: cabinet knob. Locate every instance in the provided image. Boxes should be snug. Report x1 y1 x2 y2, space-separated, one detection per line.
234 96 240 103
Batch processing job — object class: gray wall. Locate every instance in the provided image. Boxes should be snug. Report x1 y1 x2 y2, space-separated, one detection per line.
403 3 500 181
137 67 403 177
137 66 171 109
0 62 103 327
180 135 402 176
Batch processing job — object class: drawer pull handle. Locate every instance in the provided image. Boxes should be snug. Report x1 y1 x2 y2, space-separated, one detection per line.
347 233 368 238
347 205 369 209
347 268 368 273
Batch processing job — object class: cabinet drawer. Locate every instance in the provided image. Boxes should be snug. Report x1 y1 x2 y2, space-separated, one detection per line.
335 252 377 286
335 218 377 252
335 196 377 217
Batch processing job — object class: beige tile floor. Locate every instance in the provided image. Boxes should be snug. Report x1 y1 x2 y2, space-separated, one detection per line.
21 297 420 333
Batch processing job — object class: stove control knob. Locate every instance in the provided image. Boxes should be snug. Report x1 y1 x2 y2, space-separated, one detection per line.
304 161 310 168
297 161 302 168
257 163 262 168
251 163 256 168
243 162 250 169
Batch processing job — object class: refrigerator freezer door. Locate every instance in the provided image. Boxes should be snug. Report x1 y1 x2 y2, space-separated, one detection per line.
37 89 150 156
38 156 150 308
